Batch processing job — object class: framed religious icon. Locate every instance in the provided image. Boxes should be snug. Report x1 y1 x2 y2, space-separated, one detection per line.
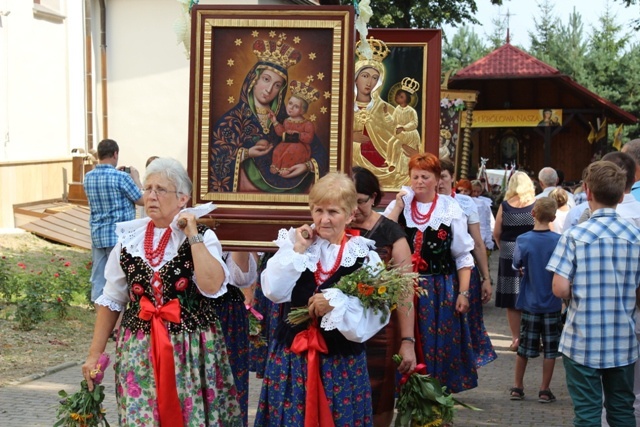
500 130 519 165
187 5 354 249
352 28 441 196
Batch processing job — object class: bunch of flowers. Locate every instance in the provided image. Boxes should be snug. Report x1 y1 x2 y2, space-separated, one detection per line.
246 304 267 347
287 262 419 326
393 354 480 427
55 353 111 427
440 97 465 112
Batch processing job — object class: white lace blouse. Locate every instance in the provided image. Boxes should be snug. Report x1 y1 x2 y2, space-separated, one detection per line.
383 186 475 271
95 203 230 312
261 228 387 343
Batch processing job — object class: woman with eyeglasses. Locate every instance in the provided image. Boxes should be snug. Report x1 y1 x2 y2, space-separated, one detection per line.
81 157 242 426
351 166 414 427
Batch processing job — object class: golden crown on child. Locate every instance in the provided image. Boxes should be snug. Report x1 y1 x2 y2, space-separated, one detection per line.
253 36 301 70
356 37 390 63
401 77 420 94
289 79 319 104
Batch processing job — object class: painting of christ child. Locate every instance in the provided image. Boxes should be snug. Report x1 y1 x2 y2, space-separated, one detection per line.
268 80 319 175
208 30 331 194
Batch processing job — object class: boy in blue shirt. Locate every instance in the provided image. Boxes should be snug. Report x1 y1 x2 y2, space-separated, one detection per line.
509 197 562 403
547 160 640 426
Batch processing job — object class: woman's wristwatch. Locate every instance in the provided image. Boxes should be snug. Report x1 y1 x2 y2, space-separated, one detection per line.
188 234 204 246
459 290 471 299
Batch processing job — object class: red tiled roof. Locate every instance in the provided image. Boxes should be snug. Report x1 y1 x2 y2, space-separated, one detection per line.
452 43 560 79
449 43 637 124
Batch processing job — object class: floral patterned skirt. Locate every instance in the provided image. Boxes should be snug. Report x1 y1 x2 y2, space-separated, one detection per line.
416 273 478 393
213 296 250 425
467 267 497 368
249 285 280 378
255 342 374 427
113 323 242 427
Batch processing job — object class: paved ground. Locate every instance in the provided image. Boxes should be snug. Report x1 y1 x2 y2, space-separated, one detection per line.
0 253 577 426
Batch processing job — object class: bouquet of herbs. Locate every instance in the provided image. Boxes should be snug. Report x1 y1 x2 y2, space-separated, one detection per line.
55 353 111 427
287 262 420 326
393 354 480 427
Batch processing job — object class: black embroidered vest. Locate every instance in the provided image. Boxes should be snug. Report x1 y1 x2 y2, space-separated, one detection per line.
120 224 219 334
399 213 456 275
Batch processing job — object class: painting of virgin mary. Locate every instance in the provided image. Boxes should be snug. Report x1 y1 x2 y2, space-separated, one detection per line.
208 37 328 193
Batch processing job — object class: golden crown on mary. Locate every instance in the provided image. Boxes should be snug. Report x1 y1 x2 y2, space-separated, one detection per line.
253 34 301 70
401 77 420 94
289 79 319 104
356 37 390 63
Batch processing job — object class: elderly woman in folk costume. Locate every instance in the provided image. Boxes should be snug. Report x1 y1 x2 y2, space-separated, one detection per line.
255 172 388 427
385 152 479 393
82 158 242 426
209 37 327 194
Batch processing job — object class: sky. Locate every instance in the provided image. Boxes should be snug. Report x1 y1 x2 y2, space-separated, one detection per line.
441 0 639 49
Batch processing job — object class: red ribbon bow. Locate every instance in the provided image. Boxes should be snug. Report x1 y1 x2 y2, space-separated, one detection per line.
290 322 335 427
245 304 264 321
138 296 184 427
411 253 428 273
399 363 428 386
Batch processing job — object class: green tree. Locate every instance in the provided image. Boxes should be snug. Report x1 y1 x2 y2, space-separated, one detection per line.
583 8 631 103
528 0 561 63
486 14 508 50
335 0 503 28
442 26 489 74
552 9 589 83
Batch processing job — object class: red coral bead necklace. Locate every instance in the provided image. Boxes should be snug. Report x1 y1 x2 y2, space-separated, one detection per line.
410 193 438 225
144 221 173 267
314 233 347 285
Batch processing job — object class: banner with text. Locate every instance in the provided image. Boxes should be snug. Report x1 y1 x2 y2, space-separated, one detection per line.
461 109 563 128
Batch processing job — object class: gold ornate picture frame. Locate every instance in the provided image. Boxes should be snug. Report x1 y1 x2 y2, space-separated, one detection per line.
187 5 354 249
353 28 441 199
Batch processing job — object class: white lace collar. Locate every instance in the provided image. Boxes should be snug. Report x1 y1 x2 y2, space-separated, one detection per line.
275 227 375 272
115 203 216 261
400 186 463 232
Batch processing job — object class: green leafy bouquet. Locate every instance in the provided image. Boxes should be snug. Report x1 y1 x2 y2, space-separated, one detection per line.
287 262 420 325
393 354 481 427
55 353 111 427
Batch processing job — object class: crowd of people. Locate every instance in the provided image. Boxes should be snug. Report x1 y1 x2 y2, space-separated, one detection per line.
80 137 640 426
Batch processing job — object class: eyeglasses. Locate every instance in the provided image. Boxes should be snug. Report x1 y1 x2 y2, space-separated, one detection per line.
142 187 179 197
357 195 371 205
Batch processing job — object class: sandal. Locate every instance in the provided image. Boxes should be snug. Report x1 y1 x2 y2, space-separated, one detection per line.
509 338 520 352
509 387 524 400
538 389 556 403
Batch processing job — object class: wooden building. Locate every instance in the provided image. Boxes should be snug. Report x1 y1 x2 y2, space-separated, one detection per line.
449 43 637 183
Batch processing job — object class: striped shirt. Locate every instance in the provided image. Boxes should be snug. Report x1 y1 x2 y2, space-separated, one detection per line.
84 164 142 248
546 208 640 369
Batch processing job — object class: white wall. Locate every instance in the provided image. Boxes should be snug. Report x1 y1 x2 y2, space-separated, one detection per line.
103 0 311 172
0 0 85 162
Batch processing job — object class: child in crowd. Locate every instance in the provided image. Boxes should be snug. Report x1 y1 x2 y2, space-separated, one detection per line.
547 160 640 426
269 79 318 176
509 197 562 403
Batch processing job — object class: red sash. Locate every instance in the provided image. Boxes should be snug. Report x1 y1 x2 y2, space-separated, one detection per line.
138 296 184 427
290 322 335 427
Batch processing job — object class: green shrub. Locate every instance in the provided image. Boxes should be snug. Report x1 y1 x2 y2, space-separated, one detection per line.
1 253 92 328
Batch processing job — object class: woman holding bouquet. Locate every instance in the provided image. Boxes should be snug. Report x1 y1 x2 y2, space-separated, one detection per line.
385 152 478 393
81 158 242 426
255 172 387 427
351 166 415 427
